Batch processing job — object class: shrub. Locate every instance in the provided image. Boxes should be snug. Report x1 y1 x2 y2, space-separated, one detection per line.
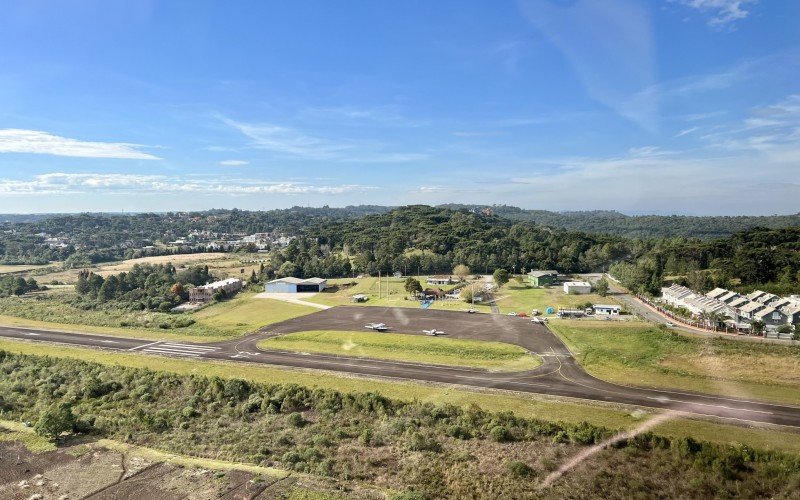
507 460 534 478
287 412 306 427
489 425 511 443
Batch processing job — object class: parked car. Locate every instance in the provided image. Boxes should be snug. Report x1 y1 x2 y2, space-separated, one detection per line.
665 322 675 328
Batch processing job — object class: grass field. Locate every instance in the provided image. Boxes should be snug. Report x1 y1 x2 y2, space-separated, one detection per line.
30 252 266 284
306 276 493 312
1 338 799 454
0 292 316 342
258 330 541 371
550 319 800 405
493 283 621 315
0 263 56 274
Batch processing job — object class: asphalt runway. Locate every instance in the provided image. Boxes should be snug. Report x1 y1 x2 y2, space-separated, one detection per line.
1 307 799 429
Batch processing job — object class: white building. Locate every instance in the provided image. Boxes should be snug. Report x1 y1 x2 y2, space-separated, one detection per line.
189 278 244 303
593 304 621 315
563 281 591 294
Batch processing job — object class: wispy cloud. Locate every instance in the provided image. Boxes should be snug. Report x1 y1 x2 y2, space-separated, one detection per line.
222 117 428 163
672 0 758 28
0 129 159 160
219 160 249 166
297 105 427 128
675 126 700 137
0 173 376 196
520 0 657 131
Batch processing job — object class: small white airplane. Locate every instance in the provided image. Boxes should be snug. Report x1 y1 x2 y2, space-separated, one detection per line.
365 323 389 331
423 328 444 336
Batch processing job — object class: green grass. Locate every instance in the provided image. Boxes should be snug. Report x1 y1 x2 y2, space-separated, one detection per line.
0 263 56 274
305 276 485 312
549 319 800 405
493 283 620 315
258 330 541 371
0 421 57 453
0 292 317 342
1 337 799 453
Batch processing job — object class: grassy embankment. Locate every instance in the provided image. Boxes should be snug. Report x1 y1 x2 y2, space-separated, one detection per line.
258 330 541 371
493 282 622 315
550 319 800 405
1 337 799 454
0 292 315 342
307 277 493 312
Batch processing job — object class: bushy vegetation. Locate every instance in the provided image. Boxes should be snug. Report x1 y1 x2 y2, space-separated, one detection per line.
0 275 39 297
74 263 214 310
1 350 799 498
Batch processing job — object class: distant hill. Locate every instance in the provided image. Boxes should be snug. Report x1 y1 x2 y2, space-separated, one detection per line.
437 204 800 239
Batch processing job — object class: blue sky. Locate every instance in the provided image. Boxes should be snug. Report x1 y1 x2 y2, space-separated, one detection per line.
0 0 798 215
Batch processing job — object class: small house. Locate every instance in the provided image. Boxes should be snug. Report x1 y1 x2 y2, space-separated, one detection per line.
528 270 558 287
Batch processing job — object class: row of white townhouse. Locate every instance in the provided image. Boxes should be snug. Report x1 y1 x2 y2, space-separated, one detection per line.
661 284 800 330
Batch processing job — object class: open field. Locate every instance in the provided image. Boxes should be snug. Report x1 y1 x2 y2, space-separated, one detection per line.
306 276 493 312
258 330 542 371
494 283 621 315
1 337 800 454
0 292 316 342
550 319 800 405
0 263 56 275
29 252 266 284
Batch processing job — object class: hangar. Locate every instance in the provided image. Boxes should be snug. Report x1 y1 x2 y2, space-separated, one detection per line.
265 277 328 293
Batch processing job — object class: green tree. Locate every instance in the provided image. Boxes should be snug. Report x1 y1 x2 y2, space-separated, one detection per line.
493 268 509 288
453 264 470 282
404 277 422 295
35 402 76 442
595 278 610 297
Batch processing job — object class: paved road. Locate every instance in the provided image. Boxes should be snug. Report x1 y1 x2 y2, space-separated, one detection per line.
1 308 799 429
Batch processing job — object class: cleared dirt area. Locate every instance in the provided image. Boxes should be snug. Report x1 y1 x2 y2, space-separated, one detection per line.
0 438 371 499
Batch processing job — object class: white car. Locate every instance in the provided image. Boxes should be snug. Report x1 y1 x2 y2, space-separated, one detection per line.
664 322 675 328
507 312 517 316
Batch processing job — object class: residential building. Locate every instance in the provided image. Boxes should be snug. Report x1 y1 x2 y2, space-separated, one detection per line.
753 307 788 329
189 278 244 303
739 301 766 320
426 275 453 285
265 277 328 293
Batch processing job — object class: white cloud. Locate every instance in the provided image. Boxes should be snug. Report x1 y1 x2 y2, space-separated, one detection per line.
219 160 249 166
0 173 375 196
0 129 159 160
673 0 758 28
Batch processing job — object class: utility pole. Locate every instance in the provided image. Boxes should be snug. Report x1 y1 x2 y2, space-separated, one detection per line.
378 270 381 299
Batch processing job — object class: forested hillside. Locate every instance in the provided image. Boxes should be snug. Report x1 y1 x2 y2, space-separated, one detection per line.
440 204 800 239
1 206 798 296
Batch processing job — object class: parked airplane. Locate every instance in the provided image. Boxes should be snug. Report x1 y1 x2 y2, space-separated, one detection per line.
423 329 443 336
364 323 389 331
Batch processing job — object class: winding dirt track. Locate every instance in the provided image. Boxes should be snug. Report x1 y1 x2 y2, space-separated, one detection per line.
1 306 799 428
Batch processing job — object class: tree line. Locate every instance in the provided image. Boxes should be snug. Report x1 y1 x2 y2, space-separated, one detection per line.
74 263 215 312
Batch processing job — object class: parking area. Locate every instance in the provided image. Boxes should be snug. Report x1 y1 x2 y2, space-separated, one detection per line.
262 306 570 355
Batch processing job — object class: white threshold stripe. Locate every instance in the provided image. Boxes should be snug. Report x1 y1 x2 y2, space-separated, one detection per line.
141 347 201 357
160 343 220 351
129 341 161 351
647 397 773 415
